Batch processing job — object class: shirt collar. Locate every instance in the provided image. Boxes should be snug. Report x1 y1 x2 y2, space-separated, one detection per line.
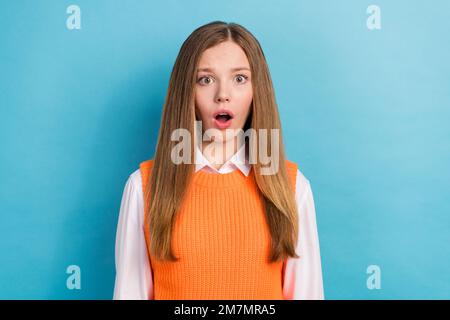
195 143 251 177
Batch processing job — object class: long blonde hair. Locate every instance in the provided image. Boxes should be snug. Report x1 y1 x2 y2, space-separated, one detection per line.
145 21 299 263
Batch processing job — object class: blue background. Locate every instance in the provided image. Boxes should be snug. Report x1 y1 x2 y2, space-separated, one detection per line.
1 0 449 299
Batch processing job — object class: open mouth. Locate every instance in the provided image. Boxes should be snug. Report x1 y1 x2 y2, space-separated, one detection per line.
212 109 235 129
214 112 233 123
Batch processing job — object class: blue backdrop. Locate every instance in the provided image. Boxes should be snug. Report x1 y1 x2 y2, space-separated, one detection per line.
1 0 449 299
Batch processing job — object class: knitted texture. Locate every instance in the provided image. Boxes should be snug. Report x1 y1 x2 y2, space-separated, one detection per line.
140 159 298 300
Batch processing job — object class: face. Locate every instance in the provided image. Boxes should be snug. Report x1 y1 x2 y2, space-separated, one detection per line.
194 41 253 144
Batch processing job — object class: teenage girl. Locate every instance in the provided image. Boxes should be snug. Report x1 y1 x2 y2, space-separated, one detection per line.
113 21 324 300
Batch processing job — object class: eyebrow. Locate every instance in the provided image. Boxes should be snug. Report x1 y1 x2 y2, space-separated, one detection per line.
197 67 251 72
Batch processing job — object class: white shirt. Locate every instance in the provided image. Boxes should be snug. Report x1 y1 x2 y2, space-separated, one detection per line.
113 145 324 300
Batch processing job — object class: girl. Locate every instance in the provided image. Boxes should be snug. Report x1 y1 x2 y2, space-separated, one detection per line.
113 21 324 300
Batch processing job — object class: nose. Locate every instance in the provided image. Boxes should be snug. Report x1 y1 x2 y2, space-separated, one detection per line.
216 95 230 103
215 82 231 103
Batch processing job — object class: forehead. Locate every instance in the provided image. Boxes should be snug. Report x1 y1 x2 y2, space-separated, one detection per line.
197 41 250 70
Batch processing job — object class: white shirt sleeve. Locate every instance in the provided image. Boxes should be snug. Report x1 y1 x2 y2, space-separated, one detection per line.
113 169 154 300
282 169 325 300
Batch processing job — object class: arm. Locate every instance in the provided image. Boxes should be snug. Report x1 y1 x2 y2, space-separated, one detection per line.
282 169 324 300
113 170 154 300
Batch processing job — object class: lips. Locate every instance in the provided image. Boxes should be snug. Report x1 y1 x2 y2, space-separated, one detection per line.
213 108 234 129
213 109 235 121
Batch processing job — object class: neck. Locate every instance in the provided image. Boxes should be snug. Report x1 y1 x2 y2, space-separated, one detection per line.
201 137 240 170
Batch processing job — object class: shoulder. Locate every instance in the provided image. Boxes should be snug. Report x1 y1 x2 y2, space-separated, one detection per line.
138 159 154 180
139 159 154 168
295 168 311 194
285 159 311 197
284 159 298 175
124 159 154 191
282 159 299 191
127 156 156 187
128 167 142 190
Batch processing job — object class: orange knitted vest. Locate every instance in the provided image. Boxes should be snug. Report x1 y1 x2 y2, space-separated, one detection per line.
139 159 298 300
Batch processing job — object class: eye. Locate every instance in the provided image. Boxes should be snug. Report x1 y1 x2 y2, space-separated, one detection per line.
197 76 214 85
235 74 249 84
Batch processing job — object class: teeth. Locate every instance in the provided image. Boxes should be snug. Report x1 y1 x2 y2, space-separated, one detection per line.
215 111 232 121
